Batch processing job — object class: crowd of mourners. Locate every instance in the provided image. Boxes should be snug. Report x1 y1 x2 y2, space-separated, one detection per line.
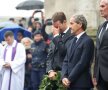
0 0 108 90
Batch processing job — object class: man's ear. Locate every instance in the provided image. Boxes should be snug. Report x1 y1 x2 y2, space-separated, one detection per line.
78 23 82 28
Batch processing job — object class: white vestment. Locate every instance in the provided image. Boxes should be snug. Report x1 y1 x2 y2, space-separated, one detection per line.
0 44 3 90
0 40 26 90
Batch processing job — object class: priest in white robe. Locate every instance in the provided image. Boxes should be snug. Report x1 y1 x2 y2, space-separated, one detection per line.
0 31 26 90
0 43 3 90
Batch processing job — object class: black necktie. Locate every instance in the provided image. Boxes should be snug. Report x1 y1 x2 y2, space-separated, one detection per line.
99 21 108 42
71 37 77 49
60 33 65 38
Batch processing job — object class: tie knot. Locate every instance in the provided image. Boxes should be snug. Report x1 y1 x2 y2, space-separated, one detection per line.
74 37 77 40
73 37 77 43
60 33 65 37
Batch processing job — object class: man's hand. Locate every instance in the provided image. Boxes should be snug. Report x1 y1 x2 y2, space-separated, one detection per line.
32 10 42 17
3 62 11 68
27 54 32 59
48 71 57 80
92 78 97 86
52 26 59 36
62 78 70 88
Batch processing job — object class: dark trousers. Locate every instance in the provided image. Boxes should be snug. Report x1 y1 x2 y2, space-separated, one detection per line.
97 72 108 90
24 73 32 90
31 69 46 90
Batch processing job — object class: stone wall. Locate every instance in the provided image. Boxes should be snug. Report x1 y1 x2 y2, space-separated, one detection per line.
45 0 103 29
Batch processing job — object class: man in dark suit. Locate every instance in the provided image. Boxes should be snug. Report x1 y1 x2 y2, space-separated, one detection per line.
93 0 108 90
61 15 94 90
47 12 73 80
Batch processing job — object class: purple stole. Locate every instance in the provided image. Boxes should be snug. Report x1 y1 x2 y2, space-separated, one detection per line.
3 42 18 90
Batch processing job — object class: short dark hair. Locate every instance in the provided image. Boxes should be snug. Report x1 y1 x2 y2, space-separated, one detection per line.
9 18 15 22
18 30 23 35
52 12 67 23
21 17 26 21
4 31 14 38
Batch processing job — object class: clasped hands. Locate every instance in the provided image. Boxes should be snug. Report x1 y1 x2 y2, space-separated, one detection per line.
62 78 71 88
3 62 11 68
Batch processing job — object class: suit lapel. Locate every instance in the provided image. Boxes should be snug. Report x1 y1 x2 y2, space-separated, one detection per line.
62 29 72 42
69 33 86 61
96 31 101 49
96 23 108 48
100 28 108 47
96 24 103 49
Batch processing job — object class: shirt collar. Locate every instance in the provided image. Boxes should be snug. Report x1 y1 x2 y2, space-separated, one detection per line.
106 23 108 30
105 20 108 30
63 27 69 33
76 31 85 40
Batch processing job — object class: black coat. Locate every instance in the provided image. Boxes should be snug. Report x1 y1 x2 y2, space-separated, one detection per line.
25 49 32 74
94 22 108 82
31 40 48 70
62 33 94 88
47 28 74 71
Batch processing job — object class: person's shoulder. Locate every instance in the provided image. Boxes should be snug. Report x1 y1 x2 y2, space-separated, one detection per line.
0 43 3 47
86 34 93 40
65 29 74 40
83 34 94 45
3 44 8 49
0 43 5 51
31 42 35 46
17 43 25 49
53 35 60 39
41 40 48 47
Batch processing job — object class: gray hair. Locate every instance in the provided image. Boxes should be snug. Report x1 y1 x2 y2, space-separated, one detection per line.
101 0 108 4
21 37 33 43
73 14 87 31
21 37 33 49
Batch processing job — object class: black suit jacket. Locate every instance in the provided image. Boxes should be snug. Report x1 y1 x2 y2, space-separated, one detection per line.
47 28 74 72
62 33 94 88
94 22 108 82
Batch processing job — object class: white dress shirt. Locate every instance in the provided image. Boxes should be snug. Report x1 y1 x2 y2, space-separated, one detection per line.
76 31 85 42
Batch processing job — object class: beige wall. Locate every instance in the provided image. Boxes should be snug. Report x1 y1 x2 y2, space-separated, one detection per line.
45 0 103 30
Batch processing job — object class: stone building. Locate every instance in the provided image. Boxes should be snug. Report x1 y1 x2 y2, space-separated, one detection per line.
44 0 105 40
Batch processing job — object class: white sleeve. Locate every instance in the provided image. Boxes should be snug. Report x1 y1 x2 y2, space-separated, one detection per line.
0 44 5 72
10 43 26 73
